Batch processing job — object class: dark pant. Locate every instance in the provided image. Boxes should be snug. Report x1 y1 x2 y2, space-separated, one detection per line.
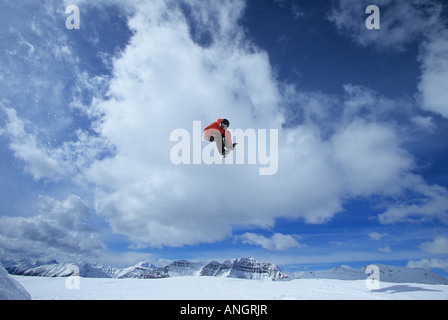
204 133 227 156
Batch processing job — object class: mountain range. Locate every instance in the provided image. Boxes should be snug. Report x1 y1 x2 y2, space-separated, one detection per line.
2 257 447 285
1 257 288 281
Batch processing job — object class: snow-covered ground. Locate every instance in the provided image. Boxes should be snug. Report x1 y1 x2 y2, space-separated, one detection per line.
13 275 448 300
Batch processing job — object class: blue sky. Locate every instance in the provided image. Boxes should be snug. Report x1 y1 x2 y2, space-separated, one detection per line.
1 0 448 277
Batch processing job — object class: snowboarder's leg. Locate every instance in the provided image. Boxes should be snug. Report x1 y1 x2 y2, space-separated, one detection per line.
207 133 224 155
221 134 226 156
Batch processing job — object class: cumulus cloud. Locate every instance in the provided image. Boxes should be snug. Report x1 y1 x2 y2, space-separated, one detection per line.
418 29 448 119
239 233 304 251
0 107 64 181
419 235 448 254
0 106 112 183
330 119 415 197
369 232 388 241
328 0 443 51
378 184 448 224
329 0 448 120
82 0 288 248
0 195 105 260
407 258 448 272
378 245 391 253
0 0 94 134
326 0 448 226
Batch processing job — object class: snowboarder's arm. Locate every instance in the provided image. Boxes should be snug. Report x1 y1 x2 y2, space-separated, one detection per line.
203 121 220 140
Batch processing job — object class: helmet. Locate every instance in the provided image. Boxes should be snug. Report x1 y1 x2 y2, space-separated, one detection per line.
221 119 230 129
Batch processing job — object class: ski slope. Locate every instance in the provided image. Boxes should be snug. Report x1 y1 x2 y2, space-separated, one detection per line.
13 275 448 300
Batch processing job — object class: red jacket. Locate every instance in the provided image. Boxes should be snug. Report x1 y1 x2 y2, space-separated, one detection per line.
203 119 233 146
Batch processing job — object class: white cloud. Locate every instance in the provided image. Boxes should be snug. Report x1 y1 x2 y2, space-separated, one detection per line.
329 0 448 120
369 232 388 241
0 195 105 261
341 84 413 124
95 251 159 268
418 30 448 119
0 1 115 184
0 106 111 183
0 107 64 181
239 233 304 251
328 0 443 51
379 184 448 224
325 1 448 225
419 236 448 254
330 241 346 247
330 118 415 197
407 258 448 272
84 0 286 248
0 1 84 128
411 116 436 133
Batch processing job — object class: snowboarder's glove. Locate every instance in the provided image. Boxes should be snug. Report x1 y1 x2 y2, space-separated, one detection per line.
209 136 214 142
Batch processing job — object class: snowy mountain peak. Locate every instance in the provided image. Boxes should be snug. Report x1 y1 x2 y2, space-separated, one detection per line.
200 257 288 280
136 261 158 269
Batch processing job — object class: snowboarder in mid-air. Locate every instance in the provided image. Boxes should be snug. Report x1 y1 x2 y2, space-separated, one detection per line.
203 118 237 158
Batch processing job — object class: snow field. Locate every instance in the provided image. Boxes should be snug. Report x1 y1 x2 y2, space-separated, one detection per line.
13 275 448 300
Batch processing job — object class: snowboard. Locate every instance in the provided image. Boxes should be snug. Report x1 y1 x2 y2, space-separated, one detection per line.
222 143 238 159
